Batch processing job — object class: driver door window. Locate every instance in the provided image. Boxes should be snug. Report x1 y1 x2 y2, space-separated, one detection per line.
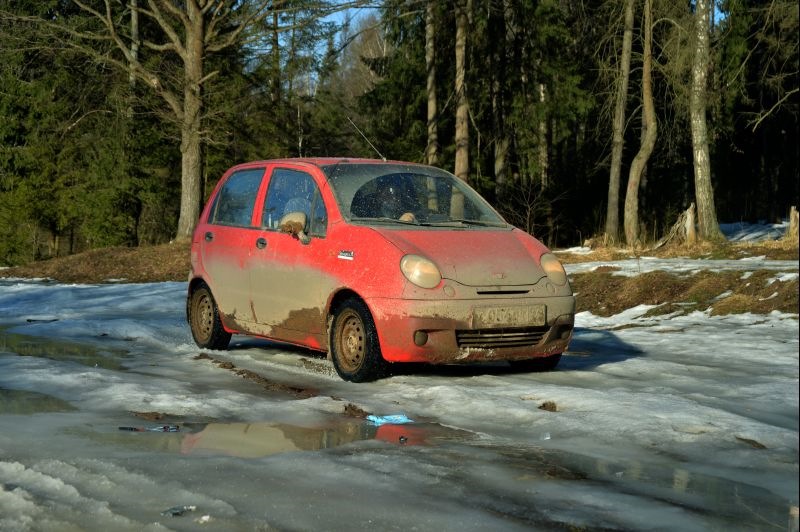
261 169 327 237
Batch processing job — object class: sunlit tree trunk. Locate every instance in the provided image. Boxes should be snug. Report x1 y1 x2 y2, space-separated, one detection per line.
176 1 205 241
425 1 439 166
691 0 725 242
605 0 634 244
624 0 658 247
454 0 470 183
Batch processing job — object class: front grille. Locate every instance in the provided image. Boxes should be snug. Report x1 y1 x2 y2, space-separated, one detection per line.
456 326 549 349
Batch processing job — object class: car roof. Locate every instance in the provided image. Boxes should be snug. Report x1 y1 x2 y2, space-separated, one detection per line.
230 157 425 170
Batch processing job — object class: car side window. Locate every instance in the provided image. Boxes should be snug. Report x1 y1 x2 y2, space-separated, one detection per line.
209 168 264 227
262 169 328 237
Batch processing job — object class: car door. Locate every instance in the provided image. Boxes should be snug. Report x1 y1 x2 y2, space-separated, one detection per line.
248 166 334 348
198 166 267 324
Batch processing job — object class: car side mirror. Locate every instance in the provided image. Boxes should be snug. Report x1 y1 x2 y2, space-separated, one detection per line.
279 211 311 245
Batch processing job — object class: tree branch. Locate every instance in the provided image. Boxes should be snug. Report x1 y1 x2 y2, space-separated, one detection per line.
145 0 187 59
749 87 799 131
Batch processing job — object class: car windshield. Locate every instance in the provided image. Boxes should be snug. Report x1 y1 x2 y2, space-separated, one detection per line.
322 163 507 227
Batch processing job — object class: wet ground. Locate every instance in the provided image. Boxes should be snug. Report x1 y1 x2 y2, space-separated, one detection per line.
1 280 798 531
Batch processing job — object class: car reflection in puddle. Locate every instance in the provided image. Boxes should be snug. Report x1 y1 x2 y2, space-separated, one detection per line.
110 418 473 458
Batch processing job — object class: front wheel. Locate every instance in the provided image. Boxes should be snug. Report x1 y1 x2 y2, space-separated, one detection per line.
187 284 231 350
509 354 562 372
330 298 388 382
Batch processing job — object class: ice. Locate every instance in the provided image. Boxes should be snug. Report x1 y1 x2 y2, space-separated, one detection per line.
0 246 798 529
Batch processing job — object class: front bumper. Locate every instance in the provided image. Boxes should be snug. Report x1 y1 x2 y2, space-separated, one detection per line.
366 295 575 364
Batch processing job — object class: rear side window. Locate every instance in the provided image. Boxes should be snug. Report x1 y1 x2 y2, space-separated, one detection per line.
209 168 265 227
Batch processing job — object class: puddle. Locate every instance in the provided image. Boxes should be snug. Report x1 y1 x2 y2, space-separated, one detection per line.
0 329 129 370
0 387 76 414
546 449 798 529
92 415 473 458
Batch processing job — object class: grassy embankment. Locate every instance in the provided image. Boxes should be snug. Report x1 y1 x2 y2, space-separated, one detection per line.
1 240 797 316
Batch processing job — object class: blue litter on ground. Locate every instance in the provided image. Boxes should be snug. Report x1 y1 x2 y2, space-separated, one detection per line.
366 414 414 426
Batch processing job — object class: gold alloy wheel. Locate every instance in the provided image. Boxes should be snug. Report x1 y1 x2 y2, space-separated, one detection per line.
335 309 366 373
192 290 213 344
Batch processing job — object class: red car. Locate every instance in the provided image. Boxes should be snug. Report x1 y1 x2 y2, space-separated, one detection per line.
187 158 575 382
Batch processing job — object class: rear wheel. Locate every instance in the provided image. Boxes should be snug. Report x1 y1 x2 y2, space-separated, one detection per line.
187 284 231 350
509 354 562 372
330 298 388 382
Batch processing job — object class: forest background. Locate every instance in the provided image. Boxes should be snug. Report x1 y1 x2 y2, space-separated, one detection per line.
0 0 797 266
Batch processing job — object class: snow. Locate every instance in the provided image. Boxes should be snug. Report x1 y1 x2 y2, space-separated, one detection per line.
1 233 798 530
564 255 798 276
720 220 790 242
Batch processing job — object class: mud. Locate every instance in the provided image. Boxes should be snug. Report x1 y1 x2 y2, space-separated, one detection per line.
538 401 558 412
342 402 370 418
193 353 318 398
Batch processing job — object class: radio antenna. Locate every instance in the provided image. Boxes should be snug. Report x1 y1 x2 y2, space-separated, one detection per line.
347 116 386 161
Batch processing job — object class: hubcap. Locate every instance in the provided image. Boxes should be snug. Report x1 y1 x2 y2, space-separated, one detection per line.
336 310 365 373
193 292 213 342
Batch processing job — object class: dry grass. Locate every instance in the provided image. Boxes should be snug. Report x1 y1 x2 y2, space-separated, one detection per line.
571 269 798 317
0 242 191 283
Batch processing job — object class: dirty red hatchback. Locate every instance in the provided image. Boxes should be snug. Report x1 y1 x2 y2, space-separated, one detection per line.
187 158 575 382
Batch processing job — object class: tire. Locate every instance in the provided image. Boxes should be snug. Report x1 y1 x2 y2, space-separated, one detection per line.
187 284 231 350
330 298 388 382
509 354 562 372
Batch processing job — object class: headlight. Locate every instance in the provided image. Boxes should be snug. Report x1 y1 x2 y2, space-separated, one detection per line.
540 253 567 286
400 255 442 289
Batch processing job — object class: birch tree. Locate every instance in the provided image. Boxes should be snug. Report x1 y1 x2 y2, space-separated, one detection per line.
690 0 724 241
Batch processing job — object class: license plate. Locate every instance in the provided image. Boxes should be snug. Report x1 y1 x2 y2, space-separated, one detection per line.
473 305 546 328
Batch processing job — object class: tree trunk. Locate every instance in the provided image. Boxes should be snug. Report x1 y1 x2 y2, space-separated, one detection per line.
425 1 439 166
454 0 470 183
787 206 799 241
605 0 634 244
494 0 515 195
175 4 205 241
690 0 725 242
129 0 138 89
624 0 658 247
537 82 549 190
271 9 281 104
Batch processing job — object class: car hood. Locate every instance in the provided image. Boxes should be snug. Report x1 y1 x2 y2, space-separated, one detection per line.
374 226 549 287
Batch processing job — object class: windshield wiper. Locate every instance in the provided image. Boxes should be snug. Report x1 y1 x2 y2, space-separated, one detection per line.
448 218 506 227
350 216 421 225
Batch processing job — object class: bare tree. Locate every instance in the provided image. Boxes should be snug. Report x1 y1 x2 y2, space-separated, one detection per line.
690 0 724 241
3 1 367 241
604 0 634 244
624 0 658 247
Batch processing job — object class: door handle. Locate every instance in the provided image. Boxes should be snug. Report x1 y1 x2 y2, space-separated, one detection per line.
204 231 214 242
255 237 267 249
